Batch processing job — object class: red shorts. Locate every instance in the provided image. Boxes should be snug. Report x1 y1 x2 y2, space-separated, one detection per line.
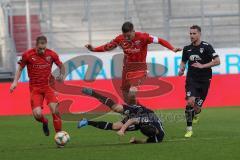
121 63 147 92
30 86 58 109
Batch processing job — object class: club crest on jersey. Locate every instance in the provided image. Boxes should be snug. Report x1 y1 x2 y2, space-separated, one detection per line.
189 55 202 61
200 48 204 54
46 56 51 62
135 40 141 46
31 57 36 61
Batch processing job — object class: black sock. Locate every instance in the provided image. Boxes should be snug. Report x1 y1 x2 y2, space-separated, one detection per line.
91 91 115 108
185 105 195 127
88 121 113 130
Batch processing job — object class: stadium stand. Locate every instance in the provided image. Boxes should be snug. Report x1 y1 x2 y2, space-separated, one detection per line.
3 0 240 53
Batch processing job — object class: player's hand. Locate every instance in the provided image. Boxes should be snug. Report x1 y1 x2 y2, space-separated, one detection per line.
117 130 125 136
129 137 137 144
173 48 182 52
55 74 64 82
85 44 94 51
178 69 184 76
192 62 204 69
10 81 17 93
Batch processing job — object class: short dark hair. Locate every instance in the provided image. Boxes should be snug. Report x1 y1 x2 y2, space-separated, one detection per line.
140 124 158 137
36 35 47 45
190 25 201 32
122 21 134 33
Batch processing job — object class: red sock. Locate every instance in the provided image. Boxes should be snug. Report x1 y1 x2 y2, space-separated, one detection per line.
35 115 48 124
52 114 62 132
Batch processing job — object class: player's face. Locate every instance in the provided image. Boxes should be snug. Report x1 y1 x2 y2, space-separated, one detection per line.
123 30 135 41
36 41 47 55
190 29 201 43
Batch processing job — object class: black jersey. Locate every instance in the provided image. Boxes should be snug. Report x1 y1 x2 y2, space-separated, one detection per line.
182 41 219 81
122 104 159 124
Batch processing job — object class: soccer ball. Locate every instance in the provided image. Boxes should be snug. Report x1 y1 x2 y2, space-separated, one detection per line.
54 131 70 147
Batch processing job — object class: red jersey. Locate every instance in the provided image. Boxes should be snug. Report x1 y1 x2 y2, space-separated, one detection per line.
92 32 175 67
18 48 62 88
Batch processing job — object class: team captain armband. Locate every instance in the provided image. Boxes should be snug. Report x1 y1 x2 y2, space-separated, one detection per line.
150 35 159 44
212 52 219 58
149 35 174 51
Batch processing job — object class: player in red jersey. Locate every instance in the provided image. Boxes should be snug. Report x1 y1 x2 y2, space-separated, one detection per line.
85 21 181 102
10 36 65 136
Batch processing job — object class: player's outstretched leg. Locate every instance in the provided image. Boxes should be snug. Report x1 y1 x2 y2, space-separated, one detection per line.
82 88 115 109
77 119 113 130
32 107 49 136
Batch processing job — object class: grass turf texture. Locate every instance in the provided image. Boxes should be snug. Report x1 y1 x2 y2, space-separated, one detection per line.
0 107 240 160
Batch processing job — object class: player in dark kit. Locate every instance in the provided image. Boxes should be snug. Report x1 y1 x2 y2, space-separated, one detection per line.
77 87 165 143
10 36 65 136
178 25 220 138
85 21 181 103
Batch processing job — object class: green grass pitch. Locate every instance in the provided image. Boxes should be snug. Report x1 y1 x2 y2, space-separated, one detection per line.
0 107 240 160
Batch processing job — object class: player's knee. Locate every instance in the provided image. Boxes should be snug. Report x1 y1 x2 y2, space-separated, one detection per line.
112 104 123 113
187 98 195 107
49 103 59 114
194 106 201 114
33 110 42 120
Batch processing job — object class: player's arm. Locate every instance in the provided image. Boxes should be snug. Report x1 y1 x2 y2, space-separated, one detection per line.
55 64 66 81
178 47 188 76
192 56 220 69
178 61 186 76
147 34 182 52
117 118 139 136
192 45 220 69
129 137 147 144
52 53 65 81
10 64 24 93
81 87 124 113
85 38 118 52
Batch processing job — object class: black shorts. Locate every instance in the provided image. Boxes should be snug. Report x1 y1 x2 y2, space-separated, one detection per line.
185 78 211 107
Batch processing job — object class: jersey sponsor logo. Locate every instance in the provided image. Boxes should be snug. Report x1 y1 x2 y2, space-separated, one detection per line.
46 56 52 62
189 55 202 61
200 48 204 54
32 64 51 69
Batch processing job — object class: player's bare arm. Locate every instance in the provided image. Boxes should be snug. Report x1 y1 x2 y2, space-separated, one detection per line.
192 56 220 69
85 44 94 51
173 48 182 52
85 41 117 52
117 118 139 136
178 61 186 76
10 64 24 93
129 137 147 144
55 64 66 81
156 37 182 52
